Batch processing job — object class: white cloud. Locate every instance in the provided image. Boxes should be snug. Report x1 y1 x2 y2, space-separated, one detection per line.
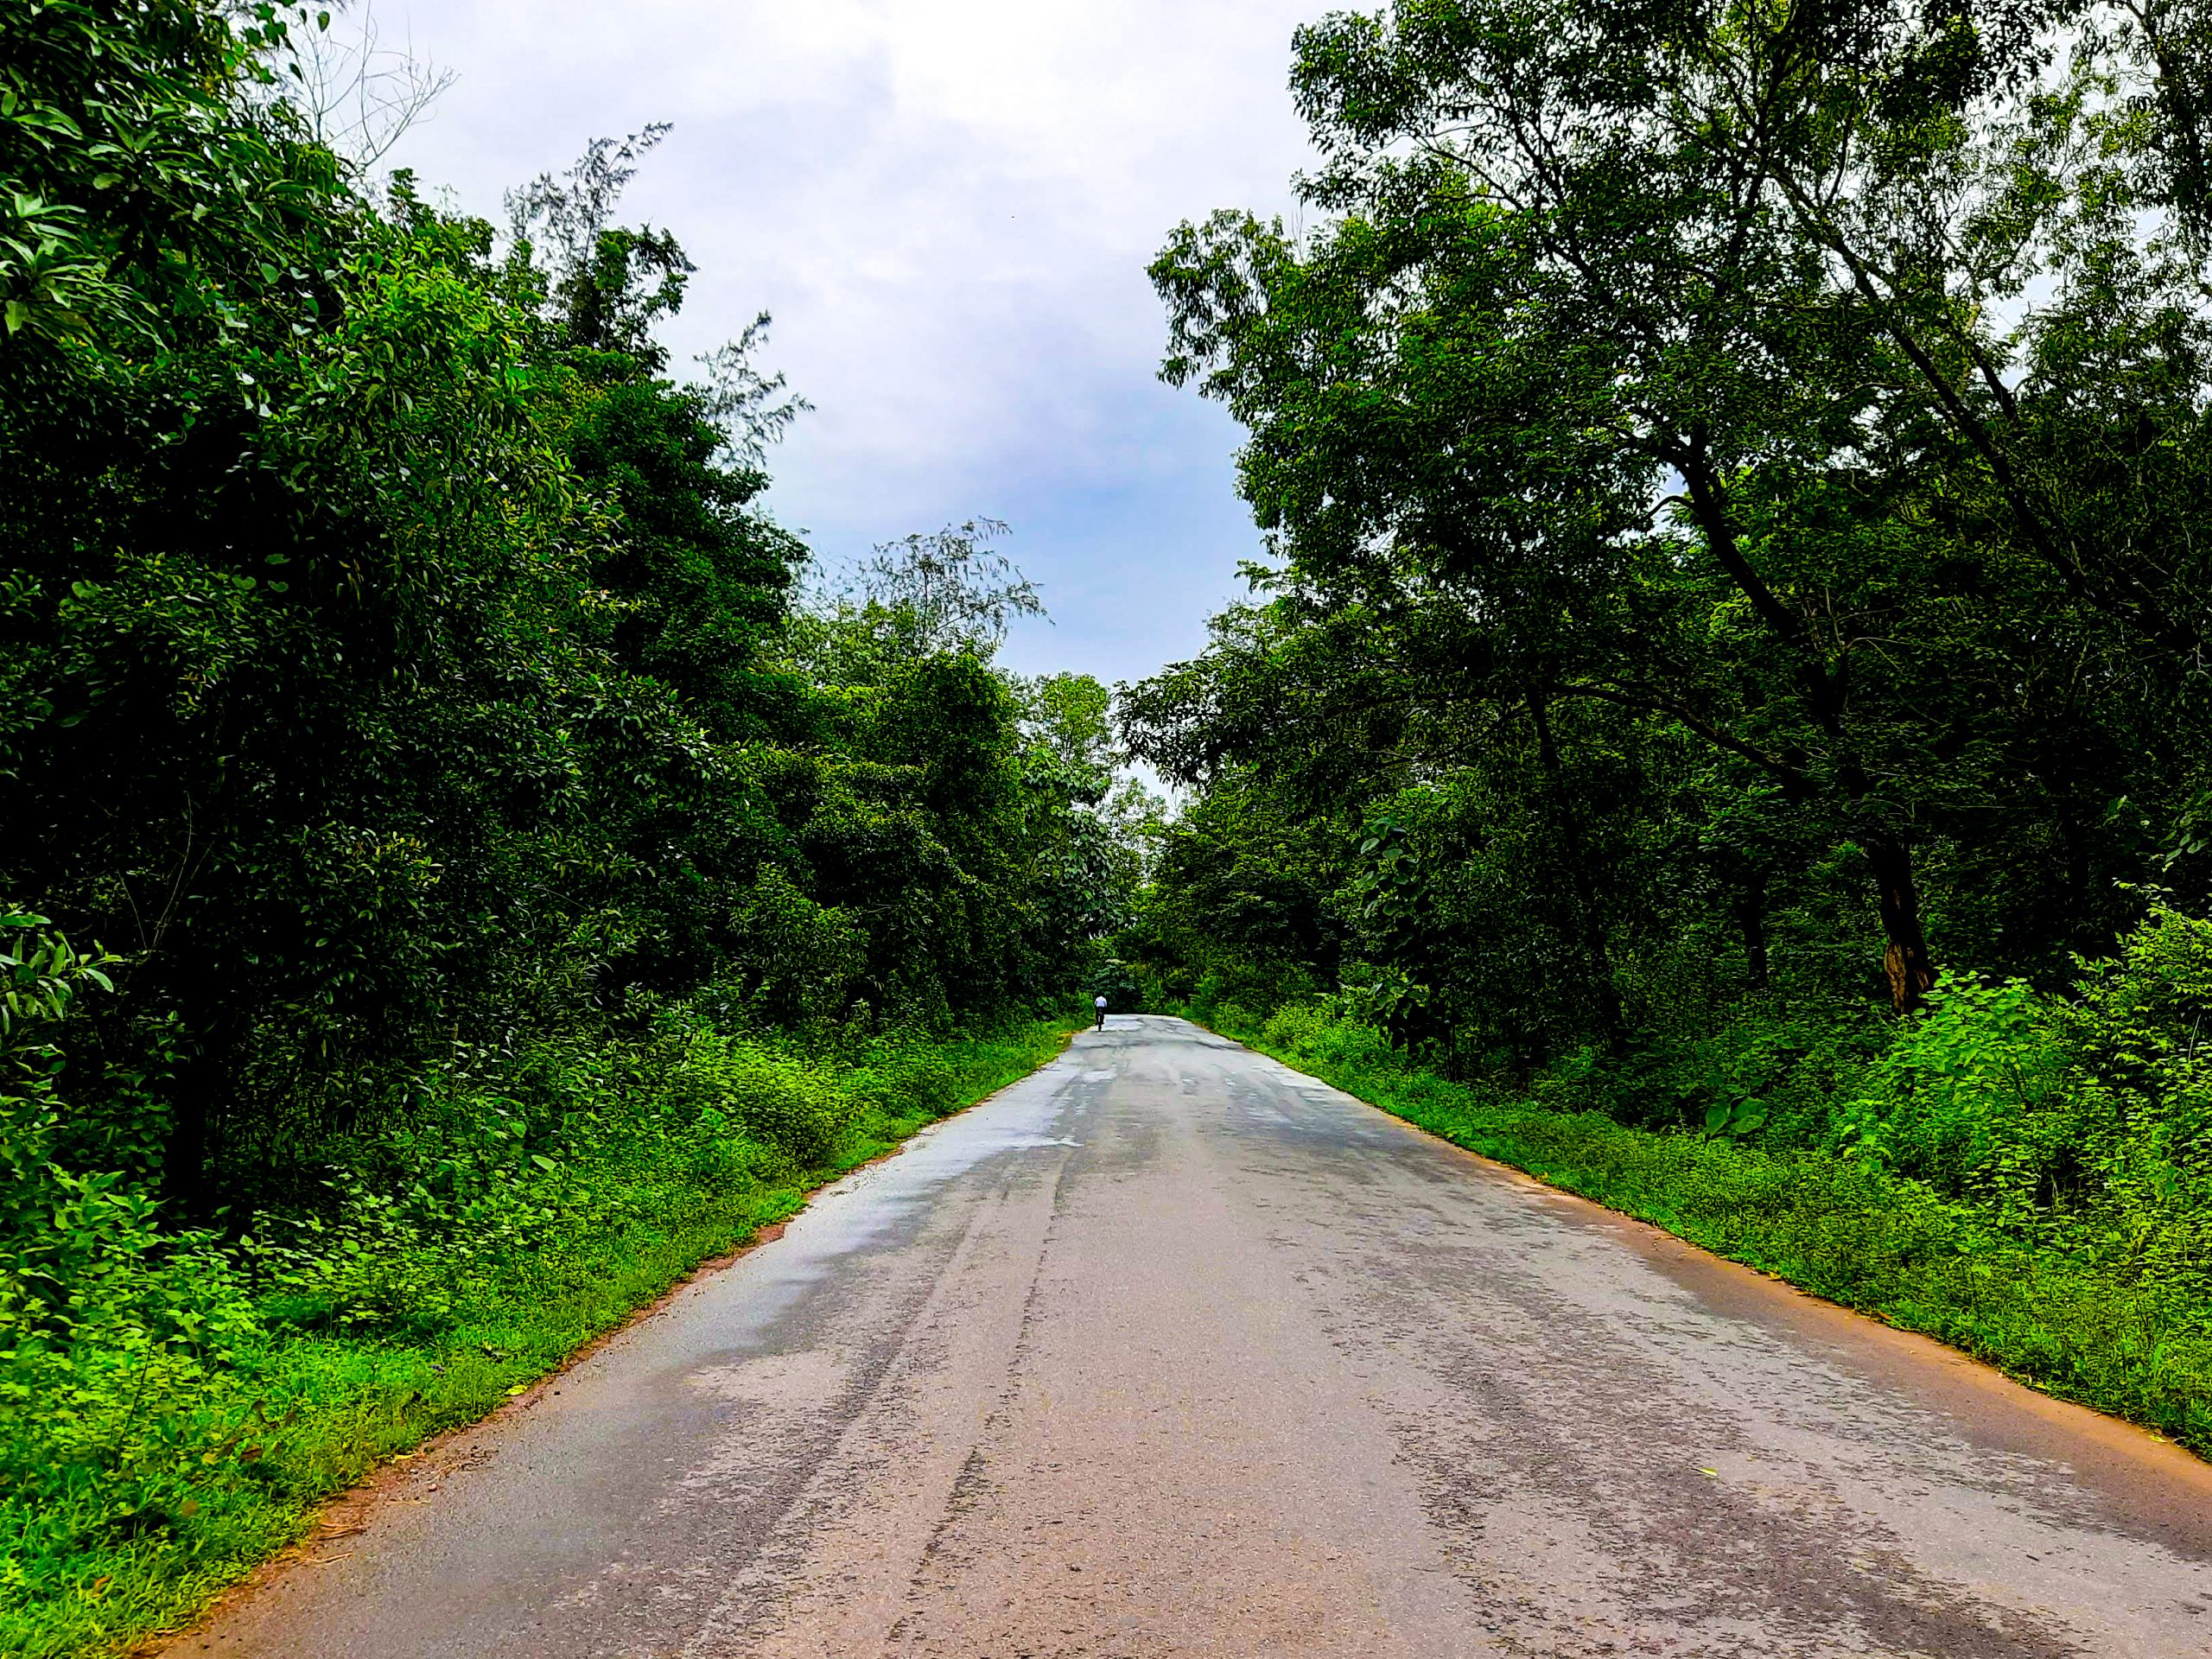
376 0 1321 683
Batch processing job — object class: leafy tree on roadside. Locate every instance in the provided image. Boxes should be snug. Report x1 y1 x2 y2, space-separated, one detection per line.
1138 0 2212 1022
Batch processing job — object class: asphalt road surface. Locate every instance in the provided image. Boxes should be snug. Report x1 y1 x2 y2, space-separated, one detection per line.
168 1015 2212 1658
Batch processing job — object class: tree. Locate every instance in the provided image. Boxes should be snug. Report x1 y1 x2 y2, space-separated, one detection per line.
1141 0 2212 1018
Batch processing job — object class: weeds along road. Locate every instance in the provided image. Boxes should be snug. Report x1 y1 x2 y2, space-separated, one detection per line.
168 1016 2212 1658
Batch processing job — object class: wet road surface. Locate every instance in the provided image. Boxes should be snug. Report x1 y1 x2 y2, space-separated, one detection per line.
169 1016 2212 1656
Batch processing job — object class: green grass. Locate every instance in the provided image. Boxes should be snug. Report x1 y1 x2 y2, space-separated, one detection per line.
1210 1003 2212 1461
0 1018 1076 1659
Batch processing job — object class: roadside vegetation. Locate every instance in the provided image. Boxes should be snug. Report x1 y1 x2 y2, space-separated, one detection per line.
1 4 1141 1653
2 1006 1072 1659
1120 0 2212 1455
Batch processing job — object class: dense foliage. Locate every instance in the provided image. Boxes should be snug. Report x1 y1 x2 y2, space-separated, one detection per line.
1123 0 2212 1384
1 5 1132 1649
1134 0 2212 998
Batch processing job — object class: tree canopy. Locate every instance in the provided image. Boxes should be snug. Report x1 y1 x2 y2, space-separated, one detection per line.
1126 0 2212 1062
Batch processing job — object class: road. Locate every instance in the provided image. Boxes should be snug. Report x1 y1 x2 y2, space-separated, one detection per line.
168 1015 2212 1657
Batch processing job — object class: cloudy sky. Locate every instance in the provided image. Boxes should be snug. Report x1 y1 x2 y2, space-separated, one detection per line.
368 0 1324 688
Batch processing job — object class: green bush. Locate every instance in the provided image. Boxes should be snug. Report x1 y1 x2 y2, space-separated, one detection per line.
1843 976 2080 1217
668 1031 855 1171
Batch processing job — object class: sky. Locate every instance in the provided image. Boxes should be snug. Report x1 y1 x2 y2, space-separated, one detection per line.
365 0 1325 690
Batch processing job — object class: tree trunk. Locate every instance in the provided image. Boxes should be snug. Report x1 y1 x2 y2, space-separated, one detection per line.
162 1045 219 1222
1732 864 1770 992
1674 447 1942 1010
1529 692 1630 1055
154 927 242 1225
1862 832 1935 1014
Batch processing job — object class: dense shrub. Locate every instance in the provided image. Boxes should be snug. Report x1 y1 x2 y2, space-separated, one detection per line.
667 1032 855 1170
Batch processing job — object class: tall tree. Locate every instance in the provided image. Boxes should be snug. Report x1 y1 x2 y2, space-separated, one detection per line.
1141 0 2212 1014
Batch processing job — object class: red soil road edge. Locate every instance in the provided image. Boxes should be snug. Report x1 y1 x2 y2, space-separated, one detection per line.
1240 1031 2212 1495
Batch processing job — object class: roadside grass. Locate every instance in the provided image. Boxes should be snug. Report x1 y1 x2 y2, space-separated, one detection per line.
2 1017 1075 1659
1203 1002 2212 1462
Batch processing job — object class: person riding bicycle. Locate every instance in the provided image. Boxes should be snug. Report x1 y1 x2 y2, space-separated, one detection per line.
1093 994 1108 1030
